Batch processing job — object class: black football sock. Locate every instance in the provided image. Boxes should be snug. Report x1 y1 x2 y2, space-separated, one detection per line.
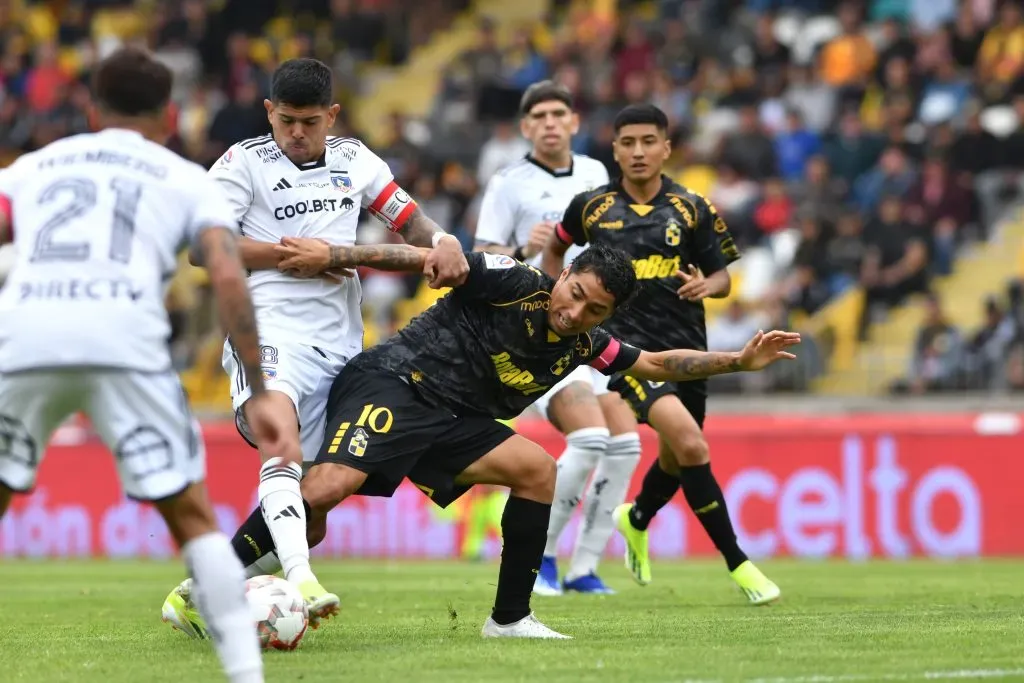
628 461 680 531
230 505 275 567
492 496 550 626
230 498 313 566
679 463 748 571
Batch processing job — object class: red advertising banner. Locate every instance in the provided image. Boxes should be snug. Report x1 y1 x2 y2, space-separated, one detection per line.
2 413 1021 559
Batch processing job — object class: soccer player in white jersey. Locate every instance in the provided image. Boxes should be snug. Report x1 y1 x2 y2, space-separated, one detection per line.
0 48 283 683
165 58 468 628
474 81 642 596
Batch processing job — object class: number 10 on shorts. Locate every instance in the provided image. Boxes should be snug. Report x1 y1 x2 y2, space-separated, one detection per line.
326 403 394 457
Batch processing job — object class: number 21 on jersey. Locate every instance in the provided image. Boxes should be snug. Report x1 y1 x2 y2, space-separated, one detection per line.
30 176 142 263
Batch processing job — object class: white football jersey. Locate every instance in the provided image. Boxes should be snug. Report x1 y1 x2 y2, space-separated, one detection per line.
209 134 412 358
475 154 609 266
0 128 237 374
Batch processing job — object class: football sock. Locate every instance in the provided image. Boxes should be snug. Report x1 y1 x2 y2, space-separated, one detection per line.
492 496 550 625
258 457 314 584
679 463 748 571
183 532 264 683
542 427 609 557
230 504 285 578
567 432 642 581
628 460 679 531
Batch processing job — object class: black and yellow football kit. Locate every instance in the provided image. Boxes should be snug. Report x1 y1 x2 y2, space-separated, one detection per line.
316 251 639 507
554 175 740 427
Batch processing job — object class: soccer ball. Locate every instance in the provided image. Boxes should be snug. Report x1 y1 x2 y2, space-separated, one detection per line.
245 575 309 651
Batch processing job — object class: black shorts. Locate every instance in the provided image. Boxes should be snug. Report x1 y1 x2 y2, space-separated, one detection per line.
607 375 707 429
314 366 515 508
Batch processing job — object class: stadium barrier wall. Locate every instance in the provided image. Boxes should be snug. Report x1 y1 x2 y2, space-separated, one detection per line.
2 413 1021 559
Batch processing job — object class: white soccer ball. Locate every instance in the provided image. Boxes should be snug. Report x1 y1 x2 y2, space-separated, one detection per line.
245 575 309 651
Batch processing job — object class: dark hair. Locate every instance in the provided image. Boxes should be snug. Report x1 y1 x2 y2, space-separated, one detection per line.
569 243 637 308
92 47 172 116
613 104 669 135
271 58 333 108
519 80 574 116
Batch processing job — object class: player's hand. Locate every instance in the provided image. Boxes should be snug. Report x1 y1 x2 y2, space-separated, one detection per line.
244 393 291 456
523 222 555 259
675 264 710 301
738 330 802 371
276 237 354 280
424 234 468 288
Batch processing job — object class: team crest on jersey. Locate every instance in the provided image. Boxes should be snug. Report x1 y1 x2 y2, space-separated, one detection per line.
331 175 352 192
348 427 369 457
217 149 233 166
551 350 573 376
261 367 277 381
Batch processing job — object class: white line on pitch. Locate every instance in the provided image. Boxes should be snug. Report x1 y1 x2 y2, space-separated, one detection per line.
677 668 1024 683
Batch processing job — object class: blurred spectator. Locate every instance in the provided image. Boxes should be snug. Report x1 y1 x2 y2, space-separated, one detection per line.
476 119 531 185
774 108 821 182
963 295 1018 389
891 293 963 394
825 211 868 295
819 3 877 103
904 155 976 274
721 104 778 180
852 145 917 214
859 195 929 338
790 154 845 224
823 110 884 189
754 177 794 241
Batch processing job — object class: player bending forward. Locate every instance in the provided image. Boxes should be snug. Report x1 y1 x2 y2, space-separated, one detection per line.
474 80 634 596
0 48 287 683
166 57 467 631
544 104 780 604
165 241 799 639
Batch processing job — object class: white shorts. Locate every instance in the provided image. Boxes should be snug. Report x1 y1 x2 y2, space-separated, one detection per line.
0 369 204 501
222 339 348 462
531 365 610 421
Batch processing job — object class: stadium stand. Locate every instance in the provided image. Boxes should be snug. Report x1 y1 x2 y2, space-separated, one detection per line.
1 0 1023 411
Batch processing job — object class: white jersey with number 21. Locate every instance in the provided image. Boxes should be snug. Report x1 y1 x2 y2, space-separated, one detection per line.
0 128 238 374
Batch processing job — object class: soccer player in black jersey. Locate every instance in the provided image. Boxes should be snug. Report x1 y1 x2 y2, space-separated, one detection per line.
214 240 798 638
541 103 781 605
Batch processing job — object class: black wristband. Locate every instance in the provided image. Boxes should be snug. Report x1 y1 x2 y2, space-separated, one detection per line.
512 246 526 261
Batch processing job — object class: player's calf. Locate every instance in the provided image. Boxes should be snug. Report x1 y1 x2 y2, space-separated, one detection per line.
456 436 569 638
156 484 264 683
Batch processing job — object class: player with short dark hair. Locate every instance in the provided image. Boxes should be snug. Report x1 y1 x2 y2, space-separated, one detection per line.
168 57 470 630
542 103 781 605
0 46 281 682
167 239 799 638
475 79 633 595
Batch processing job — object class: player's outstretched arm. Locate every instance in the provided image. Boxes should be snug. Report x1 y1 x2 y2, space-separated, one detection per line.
196 227 266 395
625 330 801 382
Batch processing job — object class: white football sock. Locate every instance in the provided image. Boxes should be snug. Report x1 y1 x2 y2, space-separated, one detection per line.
183 532 264 683
542 427 609 557
567 432 642 581
258 457 314 584
243 550 282 579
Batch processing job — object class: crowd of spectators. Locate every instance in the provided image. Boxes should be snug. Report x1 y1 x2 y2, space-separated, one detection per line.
2 0 1024 397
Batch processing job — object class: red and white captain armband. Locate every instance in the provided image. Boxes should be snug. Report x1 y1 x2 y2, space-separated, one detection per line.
369 181 417 232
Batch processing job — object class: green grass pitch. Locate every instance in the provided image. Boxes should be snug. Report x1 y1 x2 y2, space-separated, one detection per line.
1 559 1022 682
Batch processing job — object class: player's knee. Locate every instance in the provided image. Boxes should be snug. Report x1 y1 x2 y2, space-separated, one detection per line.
673 432 709 466
516 450 557 503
